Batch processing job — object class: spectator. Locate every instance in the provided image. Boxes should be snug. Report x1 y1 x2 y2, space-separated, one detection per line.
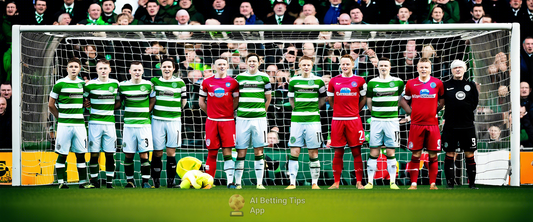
54 0 86 25
519 0 533 40
77 3 108 25
121 4 139 25
482 0 510 23
266 64 278 82
101 0 118 24
54 13 72 25
207 0 234 24
423 4 446 24
506 0 524 23
23 0 54 25
466 4 484 23
0 96 10 149
80 45 103 81
267 131 280 148
1 1 21 82
303 15 320 25
480 15 493 23
143 41 166 78
240 1 263 25
138 0 166 24
488 125 502 141
359 0 379 24
350 7 369 24
1 81 11 101
301 3 317 18
521 37 533 85
116 13 130 25
338 13 351 25
177 0 205 24
168 9 190 25
264 0 295 25
380 0 415 24
321 0 347 24
389 7 414 24
393 40 419 81
157 0 179 20
428 0 461 23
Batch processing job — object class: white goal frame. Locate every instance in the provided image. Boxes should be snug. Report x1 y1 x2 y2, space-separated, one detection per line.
11 24 521 186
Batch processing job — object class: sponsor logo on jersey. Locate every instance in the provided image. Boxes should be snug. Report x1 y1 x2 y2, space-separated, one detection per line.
212 88 227 98
226 82 231 87
430 82 436 88
244 84 258 88
162 90 175 96
376 91 395 97
351 81 358 87
336 82 341 85
297 89 315 93
464 85 471 91
412 89 436 98
336 87 358 96
67 92 83 99
455 91 466 100
125 94 148 100
97 95 115 99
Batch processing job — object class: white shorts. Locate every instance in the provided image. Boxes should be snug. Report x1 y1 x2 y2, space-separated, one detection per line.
235 118 268 149
288 122 322 149
369 119 400 148
122 125 153 153
88 123 117 153
152 118 182 150
55 124 87 155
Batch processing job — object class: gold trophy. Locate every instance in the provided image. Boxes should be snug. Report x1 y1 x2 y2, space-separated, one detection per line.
229 194 245 216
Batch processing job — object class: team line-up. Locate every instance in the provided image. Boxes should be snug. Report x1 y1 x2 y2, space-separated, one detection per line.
49 53 478 190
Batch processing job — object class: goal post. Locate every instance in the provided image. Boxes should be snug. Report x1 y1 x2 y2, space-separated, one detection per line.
11 24 520 186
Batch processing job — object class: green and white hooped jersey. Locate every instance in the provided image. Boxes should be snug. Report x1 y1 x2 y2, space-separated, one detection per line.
50 77 85 126
151 76 187 121
367 76 405 120
118 79 154 127
288 75 326 123
235 71 272 118
84 78 119 124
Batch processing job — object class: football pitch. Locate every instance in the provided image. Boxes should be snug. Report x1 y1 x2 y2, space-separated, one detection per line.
1 185 532 222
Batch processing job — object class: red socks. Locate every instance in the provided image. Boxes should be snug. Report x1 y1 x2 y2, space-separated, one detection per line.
206 149 219 177
351 147 363 182
429 156 439 185
409 155 420 184
332 149 345 183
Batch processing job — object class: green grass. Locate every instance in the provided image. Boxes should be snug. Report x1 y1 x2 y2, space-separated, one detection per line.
1 185 532 222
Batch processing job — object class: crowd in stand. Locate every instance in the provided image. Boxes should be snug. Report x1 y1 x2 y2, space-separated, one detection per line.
1 0 532 150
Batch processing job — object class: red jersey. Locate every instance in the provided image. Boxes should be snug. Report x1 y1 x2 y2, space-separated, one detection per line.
403 76 444 125
327 75 367 119
200 76 239 120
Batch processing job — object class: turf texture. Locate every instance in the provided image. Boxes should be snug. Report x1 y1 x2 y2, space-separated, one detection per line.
0 185 531 222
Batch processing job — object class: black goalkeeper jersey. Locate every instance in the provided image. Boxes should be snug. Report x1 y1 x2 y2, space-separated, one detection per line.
443 79 478 129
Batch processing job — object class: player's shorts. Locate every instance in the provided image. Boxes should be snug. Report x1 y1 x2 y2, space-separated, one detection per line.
407 124 441 152
205 119 235 150
88 123 116 153
122 125 153 153
441 127 477 152
288 122 322 149
235 117 268 149
369 119 400 148
55 124 87 155
330 119 364 148
152 118 182 150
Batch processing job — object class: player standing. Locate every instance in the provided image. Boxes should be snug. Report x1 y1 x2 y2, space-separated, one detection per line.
364 57 404 190
119 61 156 188
400 58 444 190
49 57 92 189
150 58 187 188
442 60 479 189
327 55 367 190
85 59 120 189
234 53 272 189
199 58 239 189
286 56 327 190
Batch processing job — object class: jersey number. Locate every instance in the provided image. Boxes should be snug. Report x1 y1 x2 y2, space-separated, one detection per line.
437 139 441 150
359 130 364 142
394 131 400 145
145 138 149 147
471 138 476 147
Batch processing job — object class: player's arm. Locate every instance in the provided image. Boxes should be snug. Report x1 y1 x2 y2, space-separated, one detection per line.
48 97 59 119
149 88 156 112
472 82 479 110
437 98 445 112
328 96 334 108
288 80 295 109
233 95 239 110
359 83 367 111
199 82 208 113
181 84 188 109
115 96 122 109
327 80 334 108
399 96 411 115
318 79 327 108
319 96 327 108
264 79 272 111
366 97 372 112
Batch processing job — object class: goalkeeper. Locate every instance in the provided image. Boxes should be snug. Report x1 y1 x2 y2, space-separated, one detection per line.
179 170 214 189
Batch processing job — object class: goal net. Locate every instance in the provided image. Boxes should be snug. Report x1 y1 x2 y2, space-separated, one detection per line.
11 24 521 187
